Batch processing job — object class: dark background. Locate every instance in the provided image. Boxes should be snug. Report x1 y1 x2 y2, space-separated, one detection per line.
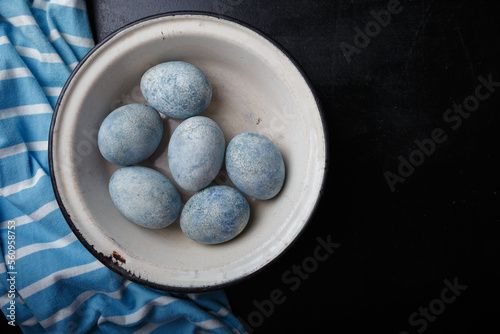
84 1 499 333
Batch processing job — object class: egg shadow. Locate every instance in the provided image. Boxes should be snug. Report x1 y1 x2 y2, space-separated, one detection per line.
140 114 171 169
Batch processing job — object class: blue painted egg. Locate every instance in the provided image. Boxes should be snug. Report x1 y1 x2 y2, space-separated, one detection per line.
180 186 250 244
226 132 285 200
98 103 163 166
109 166 181 229
140 61 212 119
168 116 225 192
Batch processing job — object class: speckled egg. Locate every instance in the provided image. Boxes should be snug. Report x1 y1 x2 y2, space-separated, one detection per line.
98 103 163 166
168 116 225 192
180 186 250 244
140 61 212 119
226 132 285 200
109 166 181 229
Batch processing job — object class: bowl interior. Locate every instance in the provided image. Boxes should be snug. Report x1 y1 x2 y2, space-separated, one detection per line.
51 13 326 291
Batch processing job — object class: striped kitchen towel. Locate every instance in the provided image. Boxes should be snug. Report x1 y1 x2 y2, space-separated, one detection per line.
0 1 246 333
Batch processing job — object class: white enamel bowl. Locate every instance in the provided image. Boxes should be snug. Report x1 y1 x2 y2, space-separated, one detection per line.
49 13 327 292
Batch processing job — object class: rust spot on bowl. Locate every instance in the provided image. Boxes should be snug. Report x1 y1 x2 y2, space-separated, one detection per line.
112 251 126 264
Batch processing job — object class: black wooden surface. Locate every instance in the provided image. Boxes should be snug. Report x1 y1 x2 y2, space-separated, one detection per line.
87 1 500 333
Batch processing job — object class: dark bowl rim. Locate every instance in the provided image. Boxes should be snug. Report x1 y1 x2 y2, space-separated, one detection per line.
48 10 330 293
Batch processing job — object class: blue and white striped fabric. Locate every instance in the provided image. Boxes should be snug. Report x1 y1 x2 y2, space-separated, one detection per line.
0 1 247 333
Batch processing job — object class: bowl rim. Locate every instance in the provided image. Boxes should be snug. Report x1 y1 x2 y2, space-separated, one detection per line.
49 10 329 292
